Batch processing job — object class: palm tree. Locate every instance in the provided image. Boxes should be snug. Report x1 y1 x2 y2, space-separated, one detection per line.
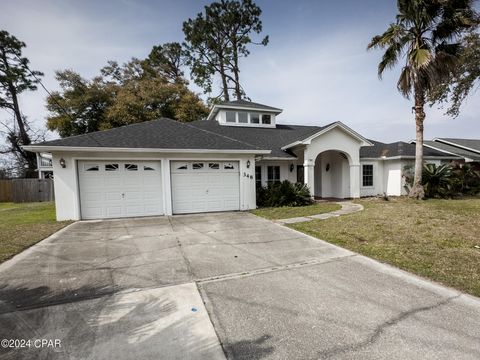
368 0 478 199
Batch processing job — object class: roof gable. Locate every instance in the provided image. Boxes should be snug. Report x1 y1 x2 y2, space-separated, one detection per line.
281 122 373 150
434 138 480 154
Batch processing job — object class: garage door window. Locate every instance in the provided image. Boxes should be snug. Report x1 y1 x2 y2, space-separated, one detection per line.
144 165 155 171
105 164 119 171
85 164 99 171
175 163 188 170
125 163 138 171
209 163 220 170
224 163 235 170
192 163 204 170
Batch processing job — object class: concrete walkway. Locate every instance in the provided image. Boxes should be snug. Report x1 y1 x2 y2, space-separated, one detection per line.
276 201 364 224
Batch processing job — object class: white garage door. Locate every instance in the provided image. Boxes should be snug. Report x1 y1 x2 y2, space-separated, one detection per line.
171 161 240 214
78 160 163 219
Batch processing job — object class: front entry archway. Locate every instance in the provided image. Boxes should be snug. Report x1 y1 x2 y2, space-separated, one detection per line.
313 150 350 198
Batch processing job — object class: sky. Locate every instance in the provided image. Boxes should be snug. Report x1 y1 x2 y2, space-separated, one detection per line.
1 0 479 143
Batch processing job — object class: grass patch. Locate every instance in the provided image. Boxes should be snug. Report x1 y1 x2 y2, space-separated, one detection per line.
252 202 341 220
0 202 72 264
289 197 480 297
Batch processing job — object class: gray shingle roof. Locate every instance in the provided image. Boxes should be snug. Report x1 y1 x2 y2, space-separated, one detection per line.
423 140 480 161
436 138 480 153
360 140 459 158
33 118 267 152
218 100 282 112
189 120 326 158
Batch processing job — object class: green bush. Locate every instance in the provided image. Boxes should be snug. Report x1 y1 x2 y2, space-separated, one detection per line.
256 180 313 207
422 163 455 198
403 163 480 198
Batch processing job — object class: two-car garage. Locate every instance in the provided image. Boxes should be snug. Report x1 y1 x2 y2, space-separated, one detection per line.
78 160 241 219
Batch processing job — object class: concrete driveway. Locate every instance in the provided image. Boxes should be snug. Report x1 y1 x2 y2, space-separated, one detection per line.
0 212 479 359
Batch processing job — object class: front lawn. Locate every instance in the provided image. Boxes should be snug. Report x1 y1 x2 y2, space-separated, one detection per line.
289 197 480 297
252 202 341 220
0 202 72 264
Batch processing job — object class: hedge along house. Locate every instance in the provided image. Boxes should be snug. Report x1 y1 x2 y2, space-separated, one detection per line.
24 100 459 221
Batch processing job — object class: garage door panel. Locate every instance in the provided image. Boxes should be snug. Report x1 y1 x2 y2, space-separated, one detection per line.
79 161 163 219
171 161 240 214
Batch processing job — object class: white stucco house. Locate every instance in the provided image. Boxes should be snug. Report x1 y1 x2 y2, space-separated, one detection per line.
24 100 459 221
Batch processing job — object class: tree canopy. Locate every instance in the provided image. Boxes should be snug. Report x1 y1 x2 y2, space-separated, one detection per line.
183 0 268 101
368 0 478 198
0 29 44 177
46 53 209 138
429 31 480 117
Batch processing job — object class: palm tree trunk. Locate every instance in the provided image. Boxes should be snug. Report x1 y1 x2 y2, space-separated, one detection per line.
409 86 426 199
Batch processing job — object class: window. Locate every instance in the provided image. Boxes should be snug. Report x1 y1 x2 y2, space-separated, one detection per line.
125 163 138 171
262 114 271 125
255 166 262 188
176 163 188 170
209 163 220 170
224 163 235 170
362 164 373 187
226 111 236 123
192 163 204 170
85 165 99 172
144 166 155 171
297 165 304 184
267 166 280 185
250 112 260 124
105 164 119 171
238 111 248 123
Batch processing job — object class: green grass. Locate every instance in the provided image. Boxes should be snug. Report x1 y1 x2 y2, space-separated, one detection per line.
251 202 341 220
0 202 72 263
289 197 480 297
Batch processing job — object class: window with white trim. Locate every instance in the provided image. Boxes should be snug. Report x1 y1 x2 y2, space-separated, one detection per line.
238 111 248 123
262 114 271 125
226 111 236 123
85 165 99 172
125 163 138 171
267 166 280 185
105 164 119 171
362 164 373 187
255 166 262 188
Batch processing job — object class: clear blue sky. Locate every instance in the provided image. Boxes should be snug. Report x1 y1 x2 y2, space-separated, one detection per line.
1 0 479 142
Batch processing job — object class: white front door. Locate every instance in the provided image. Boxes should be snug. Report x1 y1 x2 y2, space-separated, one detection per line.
171 161 240 214
78 160 163 219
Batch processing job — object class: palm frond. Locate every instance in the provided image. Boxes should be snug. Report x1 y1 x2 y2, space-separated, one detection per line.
397 66 412 98
367 23 405 50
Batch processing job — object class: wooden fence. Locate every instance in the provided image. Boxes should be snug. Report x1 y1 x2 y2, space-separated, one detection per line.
0 179 54 203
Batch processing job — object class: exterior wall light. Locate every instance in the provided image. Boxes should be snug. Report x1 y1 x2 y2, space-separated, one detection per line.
246 160 251 168
59 158 66 168
290 164 294 172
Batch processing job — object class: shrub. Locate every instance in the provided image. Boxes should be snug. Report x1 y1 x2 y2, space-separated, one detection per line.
256 180 313 207
403 163 480 198
422 163 455 198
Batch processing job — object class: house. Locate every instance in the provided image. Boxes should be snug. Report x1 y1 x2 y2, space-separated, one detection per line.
411 138 480 166
24 100 459 221
36 152 54 179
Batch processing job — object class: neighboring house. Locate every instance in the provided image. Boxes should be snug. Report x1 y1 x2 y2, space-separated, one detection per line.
36 153 54 179
411 138 480 166
360 140 460 197
25 100 459 221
